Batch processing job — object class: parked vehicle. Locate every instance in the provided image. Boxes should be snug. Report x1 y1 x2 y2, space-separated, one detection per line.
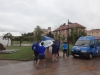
71 36 100 59
0 43 6 50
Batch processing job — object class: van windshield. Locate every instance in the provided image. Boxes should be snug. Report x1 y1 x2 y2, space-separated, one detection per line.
75 40 90 46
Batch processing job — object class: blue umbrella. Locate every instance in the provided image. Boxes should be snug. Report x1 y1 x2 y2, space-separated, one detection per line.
42 36 54 41
40 36 54 47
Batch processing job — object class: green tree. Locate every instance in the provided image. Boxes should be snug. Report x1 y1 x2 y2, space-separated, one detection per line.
54 32 58 40
22 32 34 44
54 31 61 41
22 32 34 36
13 35 24 46
57 31 62 41
69 26 86 45
34 26 43 41
46 32 54 38
17 36 24 46
3 33 13 46
62 35 66 41
63 23 66 26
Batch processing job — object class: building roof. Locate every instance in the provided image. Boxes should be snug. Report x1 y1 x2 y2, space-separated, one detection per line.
0 32 22 36
53 23 86 32
86 29 100 33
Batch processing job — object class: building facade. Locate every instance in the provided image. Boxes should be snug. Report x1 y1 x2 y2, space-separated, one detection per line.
86 29 100 36
53 23 86 41
34 27 51 36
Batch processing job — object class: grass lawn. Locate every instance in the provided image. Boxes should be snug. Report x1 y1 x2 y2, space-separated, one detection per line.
0 46 33 61
0 44 73 61
12 41 33 44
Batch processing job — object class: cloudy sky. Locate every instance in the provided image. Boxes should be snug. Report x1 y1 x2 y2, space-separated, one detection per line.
0 0 100 33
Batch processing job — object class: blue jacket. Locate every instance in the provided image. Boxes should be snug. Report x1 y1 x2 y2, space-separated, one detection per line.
52 43 57 51
38 46 46 55
32 42 39 51
62 44 68 50
32 42 36 51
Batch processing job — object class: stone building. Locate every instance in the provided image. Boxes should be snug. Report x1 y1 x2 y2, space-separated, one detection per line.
86 29 100 36
34 27 51 36
53 23 86 41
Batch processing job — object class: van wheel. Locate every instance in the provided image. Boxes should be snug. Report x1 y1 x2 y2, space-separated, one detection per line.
88 53 93 60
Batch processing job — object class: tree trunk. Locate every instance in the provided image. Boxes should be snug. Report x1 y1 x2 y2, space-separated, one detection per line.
7 39 9 47
20 41 21 46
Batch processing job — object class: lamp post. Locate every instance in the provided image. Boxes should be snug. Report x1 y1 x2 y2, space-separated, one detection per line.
67 19 73 57
67 19 69 57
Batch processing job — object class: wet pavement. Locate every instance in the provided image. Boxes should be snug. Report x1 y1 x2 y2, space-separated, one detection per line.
0 54 100 75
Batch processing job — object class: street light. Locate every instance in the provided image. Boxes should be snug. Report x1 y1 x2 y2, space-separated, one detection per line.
67 19 73 57
67 19 69 57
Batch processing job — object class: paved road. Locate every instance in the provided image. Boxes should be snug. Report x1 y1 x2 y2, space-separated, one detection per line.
0 55 100 75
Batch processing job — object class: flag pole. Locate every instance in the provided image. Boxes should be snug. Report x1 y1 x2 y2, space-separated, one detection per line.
67 19 69 57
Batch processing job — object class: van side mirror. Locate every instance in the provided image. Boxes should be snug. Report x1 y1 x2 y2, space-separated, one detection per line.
90 45 94 48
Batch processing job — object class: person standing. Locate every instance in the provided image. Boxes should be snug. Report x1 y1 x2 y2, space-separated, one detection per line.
36 42 46 68
56 41 60 57
52 41 58 62
32 41 39 62
62 42 68 58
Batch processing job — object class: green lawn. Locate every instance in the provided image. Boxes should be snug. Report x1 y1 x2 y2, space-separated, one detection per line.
0 44 73 61
0 46 33 61
12 41 33 44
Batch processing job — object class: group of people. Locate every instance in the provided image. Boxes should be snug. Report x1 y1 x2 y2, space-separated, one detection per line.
32 41 46 67
32 40 68 68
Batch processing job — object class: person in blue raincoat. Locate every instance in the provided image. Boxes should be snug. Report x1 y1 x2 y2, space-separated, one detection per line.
32 41 40 62
52 41 58 62
62 41 68 58
56 41 60 57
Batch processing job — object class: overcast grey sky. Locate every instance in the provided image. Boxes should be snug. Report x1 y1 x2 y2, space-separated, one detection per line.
0 0 100 33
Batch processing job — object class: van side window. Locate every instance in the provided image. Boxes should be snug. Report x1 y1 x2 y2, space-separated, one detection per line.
96 40 98 46
91 40 94 45
96 40 100 46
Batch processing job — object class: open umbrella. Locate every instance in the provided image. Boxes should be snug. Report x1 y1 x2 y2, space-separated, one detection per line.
40 36 54 47
42 36 54 41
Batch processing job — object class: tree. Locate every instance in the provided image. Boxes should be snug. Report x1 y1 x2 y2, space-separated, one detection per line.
34 26 43 41
3 33 12 47
61 35 66 42
54 32 58 40
57 31 62 41
46 32 54 38
16 36 24 46
12 34 24 46
68 26 86 45
63 23 66 26
22 32 34 36
22 32 34 44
